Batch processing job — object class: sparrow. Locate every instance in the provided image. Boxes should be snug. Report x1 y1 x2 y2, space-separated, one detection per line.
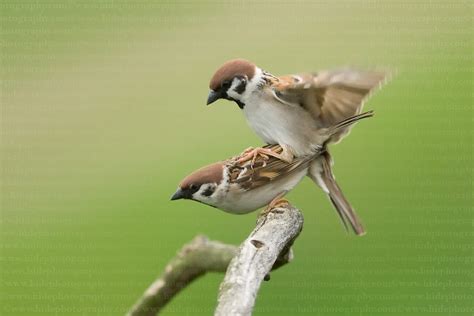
206 58 387 162
171 111 374 235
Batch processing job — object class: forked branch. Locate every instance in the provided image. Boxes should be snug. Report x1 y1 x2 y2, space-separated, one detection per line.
127 203 303 316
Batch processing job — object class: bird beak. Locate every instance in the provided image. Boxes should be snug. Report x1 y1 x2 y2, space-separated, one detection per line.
206 90 222 105
170 188 185 201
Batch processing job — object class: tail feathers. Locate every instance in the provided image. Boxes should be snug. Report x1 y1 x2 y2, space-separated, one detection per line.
313 152 366 236
328 195 350 232
325 110 374 140
323 174 366 236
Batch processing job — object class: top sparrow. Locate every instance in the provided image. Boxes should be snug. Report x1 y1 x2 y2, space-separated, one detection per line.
206 59 386 162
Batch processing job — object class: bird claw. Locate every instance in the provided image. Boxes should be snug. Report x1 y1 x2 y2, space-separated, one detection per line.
237 146 292 167
237 147 271 166
259 197 290 219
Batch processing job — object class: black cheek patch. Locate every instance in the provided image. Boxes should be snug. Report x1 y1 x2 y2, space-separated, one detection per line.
235 80 246 94
202 186 215 197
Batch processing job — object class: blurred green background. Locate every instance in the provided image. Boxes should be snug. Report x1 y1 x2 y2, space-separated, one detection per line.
1 1 472 315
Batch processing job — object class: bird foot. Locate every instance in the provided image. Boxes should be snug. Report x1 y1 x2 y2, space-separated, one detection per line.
259 197 290 219
237 146 293 166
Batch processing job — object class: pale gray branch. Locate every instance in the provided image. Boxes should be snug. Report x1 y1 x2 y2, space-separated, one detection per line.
215 204 304 316
127 203 303 316
127 235 237 316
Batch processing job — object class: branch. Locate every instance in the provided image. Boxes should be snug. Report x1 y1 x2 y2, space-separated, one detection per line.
215 203 304 316
127 202 303 316
127 235 237 316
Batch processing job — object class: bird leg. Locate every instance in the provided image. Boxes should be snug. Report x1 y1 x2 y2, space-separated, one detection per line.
237 147 269 165
278 145 294 163
258 192 290 219
237 145 294 165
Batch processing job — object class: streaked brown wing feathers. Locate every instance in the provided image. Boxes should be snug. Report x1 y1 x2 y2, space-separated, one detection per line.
274 69 387 142
231 146 313 191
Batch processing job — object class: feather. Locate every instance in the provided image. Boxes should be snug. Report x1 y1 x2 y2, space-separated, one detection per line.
229 145 314 191
309 152 366 235
272 69 388 143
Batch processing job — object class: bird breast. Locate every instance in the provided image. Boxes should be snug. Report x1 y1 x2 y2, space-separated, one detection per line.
243 92 319 157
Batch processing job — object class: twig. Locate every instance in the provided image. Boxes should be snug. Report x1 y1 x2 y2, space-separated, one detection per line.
214 203 304 316
127 235 237 316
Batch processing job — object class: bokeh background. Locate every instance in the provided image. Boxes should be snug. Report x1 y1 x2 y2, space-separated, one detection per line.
1 1 472 315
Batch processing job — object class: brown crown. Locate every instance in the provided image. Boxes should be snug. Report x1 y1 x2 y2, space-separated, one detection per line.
209 59 256 90
179 162 224 189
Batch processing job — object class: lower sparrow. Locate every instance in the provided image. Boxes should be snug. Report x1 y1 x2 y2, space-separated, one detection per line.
171 111 374 235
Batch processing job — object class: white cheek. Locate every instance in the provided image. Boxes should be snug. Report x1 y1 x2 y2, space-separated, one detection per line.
227 68 264 103
226 79 242 100
192 184 215 202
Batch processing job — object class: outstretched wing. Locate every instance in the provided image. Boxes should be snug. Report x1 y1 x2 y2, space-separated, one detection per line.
272 69 388 143
228 145 314 191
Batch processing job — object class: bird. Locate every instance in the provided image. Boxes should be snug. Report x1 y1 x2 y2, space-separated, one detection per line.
171 111 374 235
206 59 387 162
205 59 388 235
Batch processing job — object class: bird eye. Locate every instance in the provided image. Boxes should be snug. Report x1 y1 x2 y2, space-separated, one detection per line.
189 184 199 192
221 80 231 88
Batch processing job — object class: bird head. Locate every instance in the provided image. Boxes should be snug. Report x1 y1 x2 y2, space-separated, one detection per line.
171 162 224 205
207 59 264 109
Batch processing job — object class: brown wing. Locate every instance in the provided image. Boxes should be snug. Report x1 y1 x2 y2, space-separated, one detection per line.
273 69 388 143
229 145 314 191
